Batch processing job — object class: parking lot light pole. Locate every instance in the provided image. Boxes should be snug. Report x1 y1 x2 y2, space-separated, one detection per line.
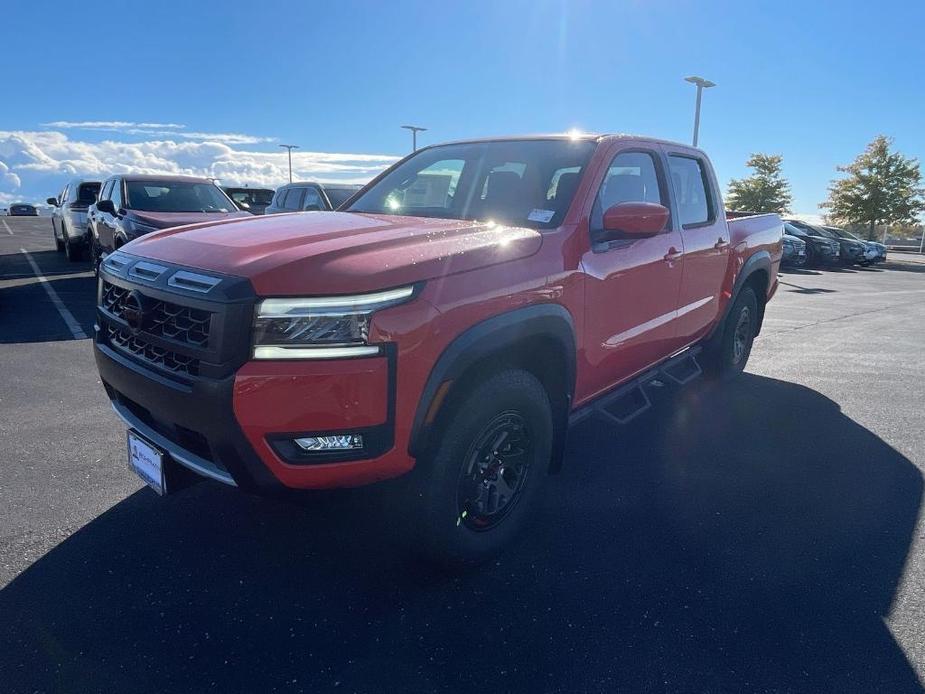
279 144 300 183
684 76 715 147
401 125 427 152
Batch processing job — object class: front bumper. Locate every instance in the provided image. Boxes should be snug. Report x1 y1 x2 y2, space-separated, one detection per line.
840 247 866 265
95 253 412 492
781 247 807 266
95 340 406 491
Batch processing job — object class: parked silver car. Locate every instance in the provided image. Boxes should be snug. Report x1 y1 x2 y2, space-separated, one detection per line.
48 179 101 261
263 182 362 215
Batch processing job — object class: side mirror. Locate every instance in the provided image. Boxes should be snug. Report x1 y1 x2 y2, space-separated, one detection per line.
601 202 669 238
96 199 116 215
46 197 58 206
236 201 251 210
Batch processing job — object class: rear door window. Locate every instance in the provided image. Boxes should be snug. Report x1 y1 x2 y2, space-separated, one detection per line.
302 187 324 210
668 155 713 227
77 182 100 205
282 188 304 210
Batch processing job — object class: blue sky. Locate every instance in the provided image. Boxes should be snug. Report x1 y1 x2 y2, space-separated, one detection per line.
3 0 924 216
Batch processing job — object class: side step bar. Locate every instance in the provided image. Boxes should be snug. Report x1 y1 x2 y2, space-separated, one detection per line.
568 348 702 428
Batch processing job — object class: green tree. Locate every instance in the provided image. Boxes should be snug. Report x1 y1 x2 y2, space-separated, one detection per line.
821 135 925 240
726 154 792 214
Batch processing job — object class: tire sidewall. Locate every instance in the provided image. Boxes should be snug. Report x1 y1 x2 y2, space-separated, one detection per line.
414 370 552 565
720 287 758 376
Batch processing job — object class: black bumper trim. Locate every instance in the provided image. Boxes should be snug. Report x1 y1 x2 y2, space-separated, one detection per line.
111 401 237 487
95 337 284 493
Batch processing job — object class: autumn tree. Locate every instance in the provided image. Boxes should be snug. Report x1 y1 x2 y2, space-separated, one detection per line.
822 135 925 240
726 154 792 214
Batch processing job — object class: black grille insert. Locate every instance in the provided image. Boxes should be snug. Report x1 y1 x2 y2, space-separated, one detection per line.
102 281 212 348
108 325 201 376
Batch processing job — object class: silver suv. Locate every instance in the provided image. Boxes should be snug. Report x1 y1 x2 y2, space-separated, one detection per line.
48 179 101 262
264 182 362 215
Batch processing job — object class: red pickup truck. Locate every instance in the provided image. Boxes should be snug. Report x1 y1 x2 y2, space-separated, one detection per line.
94 134 782 563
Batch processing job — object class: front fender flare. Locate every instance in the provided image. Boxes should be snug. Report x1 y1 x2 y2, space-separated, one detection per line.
408 303 576 463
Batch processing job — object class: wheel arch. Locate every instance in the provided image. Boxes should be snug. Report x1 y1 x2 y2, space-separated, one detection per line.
408 303 577 473
710 250 772 343
736 251 771 336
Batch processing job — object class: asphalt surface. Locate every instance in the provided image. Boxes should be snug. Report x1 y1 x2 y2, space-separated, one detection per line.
1 215 924 693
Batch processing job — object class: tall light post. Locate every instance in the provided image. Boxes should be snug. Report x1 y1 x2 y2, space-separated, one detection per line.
401 125 427 152
279 144 300 183
684 76 715 147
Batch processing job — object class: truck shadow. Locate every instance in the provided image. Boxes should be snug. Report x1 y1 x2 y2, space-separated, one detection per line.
1 374 921 693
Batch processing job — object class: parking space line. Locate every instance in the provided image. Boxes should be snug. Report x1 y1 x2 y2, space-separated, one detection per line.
19 248 88 340
2 220 12 235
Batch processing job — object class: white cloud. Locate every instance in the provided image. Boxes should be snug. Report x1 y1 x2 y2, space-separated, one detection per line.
40 120 274 144
123 129 276 144
43 120 186 130
0 129 398 203
0 161 21 190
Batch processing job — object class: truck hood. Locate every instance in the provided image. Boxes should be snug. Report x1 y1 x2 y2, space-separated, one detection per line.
129 209 251 229
124 211 544 295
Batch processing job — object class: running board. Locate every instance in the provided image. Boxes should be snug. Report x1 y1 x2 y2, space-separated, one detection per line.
660 351 702 385
568 347 702 428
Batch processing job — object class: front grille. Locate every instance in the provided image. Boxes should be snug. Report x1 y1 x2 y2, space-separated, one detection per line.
108 325 200 376
97 256 254 381
102 281 212 348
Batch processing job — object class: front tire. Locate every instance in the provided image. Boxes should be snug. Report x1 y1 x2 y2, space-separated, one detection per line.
88 231 100 275
408 369 552 567
53 222 65 252
702 286 758 380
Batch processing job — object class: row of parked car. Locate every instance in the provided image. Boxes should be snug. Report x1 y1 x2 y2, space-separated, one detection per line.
44 172 889 275
45 175 362 266
780 219 887 269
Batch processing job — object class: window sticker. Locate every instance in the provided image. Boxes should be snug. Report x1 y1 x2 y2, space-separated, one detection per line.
527 208 555 223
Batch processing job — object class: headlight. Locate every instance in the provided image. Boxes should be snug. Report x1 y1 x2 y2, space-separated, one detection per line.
252 285 417 359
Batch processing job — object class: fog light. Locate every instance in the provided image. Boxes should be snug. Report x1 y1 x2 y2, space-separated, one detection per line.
294 434 364 452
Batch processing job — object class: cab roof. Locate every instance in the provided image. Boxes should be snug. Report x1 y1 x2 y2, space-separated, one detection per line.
435 132 698 151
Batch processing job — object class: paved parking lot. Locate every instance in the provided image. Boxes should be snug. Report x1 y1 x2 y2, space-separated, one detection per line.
1 214 924 693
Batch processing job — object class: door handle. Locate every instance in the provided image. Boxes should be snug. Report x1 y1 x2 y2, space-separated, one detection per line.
663 247 683 262
714 237 729 249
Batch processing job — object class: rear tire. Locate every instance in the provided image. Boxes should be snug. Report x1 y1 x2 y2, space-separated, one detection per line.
702 286 758 380
406 369 552 567
64 232 84 262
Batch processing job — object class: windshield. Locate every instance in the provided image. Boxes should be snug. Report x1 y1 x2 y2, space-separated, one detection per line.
324 186 361 208
125 181 233 213
784 223 809 238
347 139 597 229
226 189 274 205
827 227 861 241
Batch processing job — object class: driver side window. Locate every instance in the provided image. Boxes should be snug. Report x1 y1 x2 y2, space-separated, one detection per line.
591 150 665 231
